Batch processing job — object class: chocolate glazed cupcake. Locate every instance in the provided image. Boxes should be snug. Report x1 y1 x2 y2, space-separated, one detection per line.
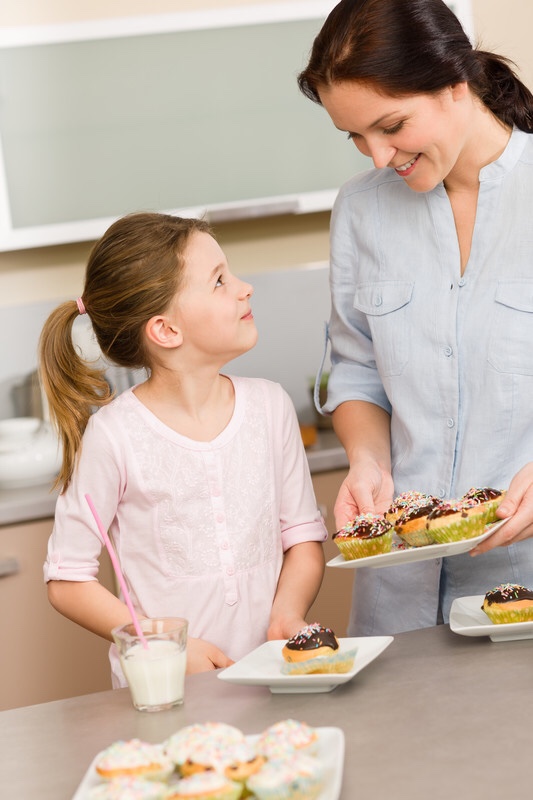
281 623 357 675
482 584 533 624
425 498 487 543
461 487 506 526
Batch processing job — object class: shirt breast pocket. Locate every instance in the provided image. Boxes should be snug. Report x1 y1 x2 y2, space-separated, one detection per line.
353 281 414 377
488 281 533 375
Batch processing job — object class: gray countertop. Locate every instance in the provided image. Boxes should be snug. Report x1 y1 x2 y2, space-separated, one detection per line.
2 623 532 799
0 431 347 527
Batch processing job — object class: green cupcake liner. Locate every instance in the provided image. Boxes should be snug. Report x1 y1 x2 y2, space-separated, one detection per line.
335 530 393 560
483 605 533 624
429 514 486 544
395 528 436 547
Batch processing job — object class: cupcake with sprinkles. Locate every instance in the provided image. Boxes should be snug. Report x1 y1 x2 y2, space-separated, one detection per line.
246 752 324 800
280 623 356 675
425 496 488 543
164 723 246 777
87 777 171 799
333 512 393 560
385 491 436 525
461 487 506 526
393 494 443 547
94 739 174 782
167 771 242 800
255 720 318 761
482 583 533 624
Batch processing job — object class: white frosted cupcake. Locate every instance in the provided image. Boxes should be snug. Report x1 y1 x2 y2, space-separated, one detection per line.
246 753 324 800
87 777 170 799
255 720 318 760
167 771 242 800
95 740 174 782
164 723 246 776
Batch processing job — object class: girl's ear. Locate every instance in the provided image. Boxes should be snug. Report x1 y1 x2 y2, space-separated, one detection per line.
144 315 183 349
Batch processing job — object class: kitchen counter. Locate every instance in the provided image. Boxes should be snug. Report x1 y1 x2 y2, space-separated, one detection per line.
0 481 58 526
0 431 347 527
2 623 532 798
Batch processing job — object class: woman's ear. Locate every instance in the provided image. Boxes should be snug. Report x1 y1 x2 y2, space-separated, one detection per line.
144 315 183 349
450 81 469 101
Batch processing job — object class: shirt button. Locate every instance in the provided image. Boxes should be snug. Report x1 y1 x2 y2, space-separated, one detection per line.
374 295 383 307
212 487 221 497
438 489 446 498
216 513 225 524
447 418 455 428
458 277 466 287
443 346 453 357
221 541 229 550
226 566 235 576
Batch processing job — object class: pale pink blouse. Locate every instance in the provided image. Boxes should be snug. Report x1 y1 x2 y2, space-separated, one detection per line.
44 376 327 685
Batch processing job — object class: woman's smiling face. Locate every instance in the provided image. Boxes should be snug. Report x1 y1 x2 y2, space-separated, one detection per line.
318 80 471 193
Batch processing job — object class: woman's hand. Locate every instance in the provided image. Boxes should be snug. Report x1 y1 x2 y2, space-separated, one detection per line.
185 637 234 674
471 463 533 555
334 460 394 530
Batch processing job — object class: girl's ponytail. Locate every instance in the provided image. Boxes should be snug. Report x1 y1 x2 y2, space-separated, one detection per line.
39 211 212 493
39 300 112 492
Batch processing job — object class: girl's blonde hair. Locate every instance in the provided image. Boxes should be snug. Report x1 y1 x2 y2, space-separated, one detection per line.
39 212 212 491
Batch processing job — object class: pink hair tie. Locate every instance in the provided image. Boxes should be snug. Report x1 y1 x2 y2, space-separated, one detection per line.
76 297 86 315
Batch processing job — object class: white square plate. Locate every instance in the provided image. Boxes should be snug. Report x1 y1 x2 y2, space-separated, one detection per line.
449 594 533 642
217 636 393 693
72 727 345 800
327 519 508 570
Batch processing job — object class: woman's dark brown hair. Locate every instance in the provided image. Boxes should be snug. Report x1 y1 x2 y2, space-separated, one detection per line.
298 0 533 133
39 212 212 491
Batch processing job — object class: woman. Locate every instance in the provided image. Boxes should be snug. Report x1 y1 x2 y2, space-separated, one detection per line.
298 0 533 634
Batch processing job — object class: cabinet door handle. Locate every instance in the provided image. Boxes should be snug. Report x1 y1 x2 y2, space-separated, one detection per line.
0 557 20 578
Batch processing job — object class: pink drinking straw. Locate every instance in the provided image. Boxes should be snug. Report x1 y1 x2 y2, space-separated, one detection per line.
85 493 148 649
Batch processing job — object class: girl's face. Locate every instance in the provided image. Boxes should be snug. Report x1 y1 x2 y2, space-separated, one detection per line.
318 80 471 192
173 231 257 363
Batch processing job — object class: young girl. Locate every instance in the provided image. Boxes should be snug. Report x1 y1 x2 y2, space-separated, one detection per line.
40 212 326 686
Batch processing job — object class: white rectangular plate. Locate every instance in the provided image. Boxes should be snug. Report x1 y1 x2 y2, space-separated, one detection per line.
73 727 345 800
327 519 507 570
217 636 393 694
449 594 533 642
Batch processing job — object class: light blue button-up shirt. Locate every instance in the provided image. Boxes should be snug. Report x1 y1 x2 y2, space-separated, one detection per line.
323 129 533 634
326 127 533 499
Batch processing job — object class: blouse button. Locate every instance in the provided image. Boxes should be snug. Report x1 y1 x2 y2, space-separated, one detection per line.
226 566 235 576
447 418 455 428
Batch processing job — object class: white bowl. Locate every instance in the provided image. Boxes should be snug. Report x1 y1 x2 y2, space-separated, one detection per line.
0 418 62 489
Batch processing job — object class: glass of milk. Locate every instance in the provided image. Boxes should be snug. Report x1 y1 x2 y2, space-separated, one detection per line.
112 617 188 712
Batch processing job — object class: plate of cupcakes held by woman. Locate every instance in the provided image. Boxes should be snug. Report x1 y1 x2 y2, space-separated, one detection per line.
327 488 509 570
217 622 393 693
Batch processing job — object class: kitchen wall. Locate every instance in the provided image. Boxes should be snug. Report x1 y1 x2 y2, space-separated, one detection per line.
0 0 532 310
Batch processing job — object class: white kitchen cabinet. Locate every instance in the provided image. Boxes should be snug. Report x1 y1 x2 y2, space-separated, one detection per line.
0 517 116 710
308 469 354 636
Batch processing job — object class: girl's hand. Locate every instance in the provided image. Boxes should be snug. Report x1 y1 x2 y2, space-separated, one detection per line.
471 463 533 555
186 637 234 674
334 461 394 530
